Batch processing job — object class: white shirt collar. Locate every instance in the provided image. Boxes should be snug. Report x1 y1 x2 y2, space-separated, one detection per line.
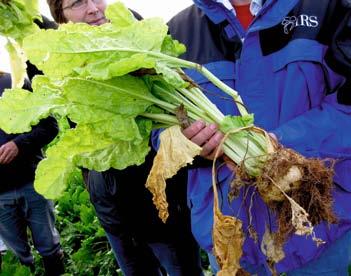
249 0 263 16
215 0 263 16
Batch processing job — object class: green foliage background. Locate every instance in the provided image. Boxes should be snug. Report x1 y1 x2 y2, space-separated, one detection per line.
0 172 120 276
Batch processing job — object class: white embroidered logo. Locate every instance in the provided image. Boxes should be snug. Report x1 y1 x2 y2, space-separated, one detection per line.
281 15 319 34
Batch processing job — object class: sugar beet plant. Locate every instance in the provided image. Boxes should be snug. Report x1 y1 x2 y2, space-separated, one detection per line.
0 2 336 274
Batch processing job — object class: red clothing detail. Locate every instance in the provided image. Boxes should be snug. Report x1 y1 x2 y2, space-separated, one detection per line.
234 4 254 30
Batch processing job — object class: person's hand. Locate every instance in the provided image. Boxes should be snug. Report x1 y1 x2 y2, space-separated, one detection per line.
0 141 19 164
182 120 224 160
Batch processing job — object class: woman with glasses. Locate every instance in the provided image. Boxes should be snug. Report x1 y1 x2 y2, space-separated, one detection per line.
49 0 107 25
45 0 204 275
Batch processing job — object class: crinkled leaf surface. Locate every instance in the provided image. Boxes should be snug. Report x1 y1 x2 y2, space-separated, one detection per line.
0 73 156 199
0 0 39 43
22 2 186 82
105 1 136 27
62 75 153 117
146 125 201 222
0 87 65 133
219 114 254 134
213 213 244 276
47 122 150 170
160 35 186 57
155 62 188 89
0 0 40 87
35 156 76 200
35 120 152 199
23 17 168 79
0 74 153 131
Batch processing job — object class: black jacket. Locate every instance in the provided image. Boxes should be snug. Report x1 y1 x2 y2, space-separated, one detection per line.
0 72 58 193
88 147 191 242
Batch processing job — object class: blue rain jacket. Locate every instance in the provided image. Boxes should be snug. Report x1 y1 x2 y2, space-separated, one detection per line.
153 0 351 274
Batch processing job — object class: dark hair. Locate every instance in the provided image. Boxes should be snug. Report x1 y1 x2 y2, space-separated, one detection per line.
46 0 67 23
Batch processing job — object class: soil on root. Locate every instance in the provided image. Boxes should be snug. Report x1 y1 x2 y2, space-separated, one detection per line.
231 145 337 246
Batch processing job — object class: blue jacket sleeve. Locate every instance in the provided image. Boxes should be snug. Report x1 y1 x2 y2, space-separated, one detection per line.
272 93 351 159
151 128 162 151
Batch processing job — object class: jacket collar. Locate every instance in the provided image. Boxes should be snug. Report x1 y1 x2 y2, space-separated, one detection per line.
193 0 264 23
215 0 263 16
193 0 298 27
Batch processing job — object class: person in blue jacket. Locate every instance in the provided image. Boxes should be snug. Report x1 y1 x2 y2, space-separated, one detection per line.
152 0 351 275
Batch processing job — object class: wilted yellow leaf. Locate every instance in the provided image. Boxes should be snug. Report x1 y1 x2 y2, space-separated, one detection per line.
211 129 245 276
261 225 285 268
146 125 202 222
213 211 244 276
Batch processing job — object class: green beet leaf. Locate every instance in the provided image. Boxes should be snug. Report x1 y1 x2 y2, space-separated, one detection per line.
0 0 39 43
105 1 137 28
35 121 152 199
0 87 65 133
23 17 169 79
0 0 40 87
62 75 153 117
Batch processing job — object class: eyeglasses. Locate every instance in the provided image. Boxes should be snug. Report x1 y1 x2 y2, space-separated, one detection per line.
62 0 103 10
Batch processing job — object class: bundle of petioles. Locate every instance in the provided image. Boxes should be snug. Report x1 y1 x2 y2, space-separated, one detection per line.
0 2 336 275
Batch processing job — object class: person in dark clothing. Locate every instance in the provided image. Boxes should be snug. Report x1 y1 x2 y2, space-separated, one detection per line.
45 0 204 275
0 71 64 275
88 153 203 276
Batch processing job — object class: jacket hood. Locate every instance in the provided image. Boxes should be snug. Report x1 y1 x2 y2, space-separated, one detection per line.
191 0 282 23
192 0 266 23
192 0 230 23
192 0 299 29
